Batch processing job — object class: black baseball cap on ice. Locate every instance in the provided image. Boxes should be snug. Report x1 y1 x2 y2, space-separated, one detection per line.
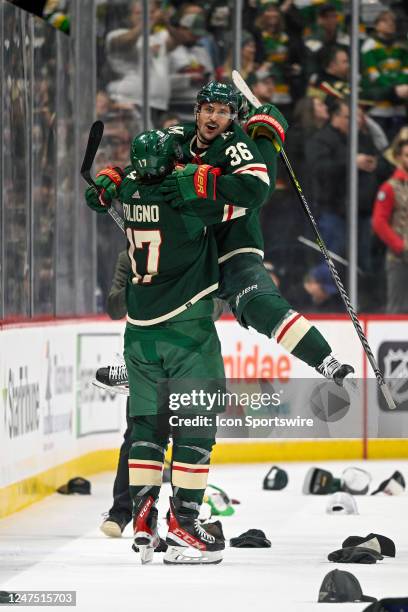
362 598 408 611
318 569 377 603
342 533 396 558
57 476 91 495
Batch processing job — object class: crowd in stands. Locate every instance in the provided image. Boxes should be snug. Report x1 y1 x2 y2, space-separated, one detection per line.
95 0 408 313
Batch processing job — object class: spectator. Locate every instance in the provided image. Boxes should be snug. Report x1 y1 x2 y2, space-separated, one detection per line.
372 139 408 312
285 95 329 191
308 45 349 97
303 263 344 312
305 4 349 63
168 13 214 121
206 0 233 66
296 0 346 38
384 125 408 167
306 99 350 255
361 10 408 139
105 0 176 127
247 66 276 103
253 2 305 116
221 31 258 81
356 108 382 272
180 3 221 70
306 98 380 262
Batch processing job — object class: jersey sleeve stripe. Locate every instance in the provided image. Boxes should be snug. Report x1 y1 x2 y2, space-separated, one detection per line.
232 165 270 185
232 163 268 172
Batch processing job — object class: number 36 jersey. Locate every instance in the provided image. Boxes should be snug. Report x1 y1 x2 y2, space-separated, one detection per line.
167 122 273 263
118 169 225 326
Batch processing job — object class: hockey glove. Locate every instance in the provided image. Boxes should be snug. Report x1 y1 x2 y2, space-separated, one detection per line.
245 103 288 152
160 164 222 209
85 166 124 214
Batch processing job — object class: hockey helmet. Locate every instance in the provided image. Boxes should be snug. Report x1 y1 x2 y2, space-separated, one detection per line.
196 80 241 119
130 129 182 181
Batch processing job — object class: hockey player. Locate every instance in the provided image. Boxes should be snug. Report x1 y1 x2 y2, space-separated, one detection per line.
85 129 268 564
159 81 354 382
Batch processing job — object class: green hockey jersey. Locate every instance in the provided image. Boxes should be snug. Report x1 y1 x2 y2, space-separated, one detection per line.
166 122 276 262
118 167 235 326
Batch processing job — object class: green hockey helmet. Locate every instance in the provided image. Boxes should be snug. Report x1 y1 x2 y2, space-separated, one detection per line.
196 80 241 119
130 129 182 181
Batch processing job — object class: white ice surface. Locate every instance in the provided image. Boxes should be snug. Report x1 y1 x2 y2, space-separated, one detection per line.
1 461 408 611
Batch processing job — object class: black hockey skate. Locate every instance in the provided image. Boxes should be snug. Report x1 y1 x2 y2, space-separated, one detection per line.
92 363 129 395
132 496 160 565
164 497 225 565
316 355 355 386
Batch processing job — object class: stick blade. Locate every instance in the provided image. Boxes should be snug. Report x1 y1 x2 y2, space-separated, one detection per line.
231 70 261 109
81 120 104 175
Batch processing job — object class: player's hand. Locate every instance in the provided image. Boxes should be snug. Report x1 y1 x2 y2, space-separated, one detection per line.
85 166 123 213
245 103 288 151
160 164 221 208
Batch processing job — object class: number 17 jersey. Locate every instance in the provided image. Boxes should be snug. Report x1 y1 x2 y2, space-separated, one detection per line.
119 168 223 326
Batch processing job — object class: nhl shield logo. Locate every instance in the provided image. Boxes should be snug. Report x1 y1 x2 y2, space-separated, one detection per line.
378 342 408 411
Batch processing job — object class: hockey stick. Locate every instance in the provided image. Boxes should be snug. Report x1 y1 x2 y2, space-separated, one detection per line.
232 69 396 410
80 120 125 233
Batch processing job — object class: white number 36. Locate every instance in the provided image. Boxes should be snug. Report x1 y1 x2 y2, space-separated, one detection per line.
225 142 254 166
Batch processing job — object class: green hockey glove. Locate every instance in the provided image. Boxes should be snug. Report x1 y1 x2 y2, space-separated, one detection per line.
245 103 288 151
160 164 222 209
85 166 124 213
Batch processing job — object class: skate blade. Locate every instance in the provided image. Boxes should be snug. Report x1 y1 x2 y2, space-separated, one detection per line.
138 544 154 565
92 378 129 396
100 520 122 538
163 545 223 565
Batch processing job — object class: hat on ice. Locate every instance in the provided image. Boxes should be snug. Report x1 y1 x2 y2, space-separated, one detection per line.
263 466 288 490
342 533 396 558
341 467 372 495
230 529 271 548
203 484 235 517
328 546 383 564
57 476 91 495
326 492 358 515
318 569 377 603
371 471 405 496
303 467 342 495
362 598 408 611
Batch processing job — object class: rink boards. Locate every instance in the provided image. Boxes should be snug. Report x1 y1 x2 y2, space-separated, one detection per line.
1 314 408 516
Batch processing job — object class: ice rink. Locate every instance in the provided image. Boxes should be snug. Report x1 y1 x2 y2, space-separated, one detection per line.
1 460 407 611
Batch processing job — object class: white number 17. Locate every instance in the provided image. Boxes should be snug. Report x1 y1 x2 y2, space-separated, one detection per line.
126 228 162 284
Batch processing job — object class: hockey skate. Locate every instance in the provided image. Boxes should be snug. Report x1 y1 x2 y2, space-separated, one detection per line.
132 496 160 565
92 363 129 395
164 497 225 565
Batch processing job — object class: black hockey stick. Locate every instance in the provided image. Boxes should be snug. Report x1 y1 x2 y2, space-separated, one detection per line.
232 69 396 410
81 120 125 233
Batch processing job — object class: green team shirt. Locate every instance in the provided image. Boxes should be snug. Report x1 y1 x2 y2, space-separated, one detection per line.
165 122 276 263
361 35 408 113
118 167 240 326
